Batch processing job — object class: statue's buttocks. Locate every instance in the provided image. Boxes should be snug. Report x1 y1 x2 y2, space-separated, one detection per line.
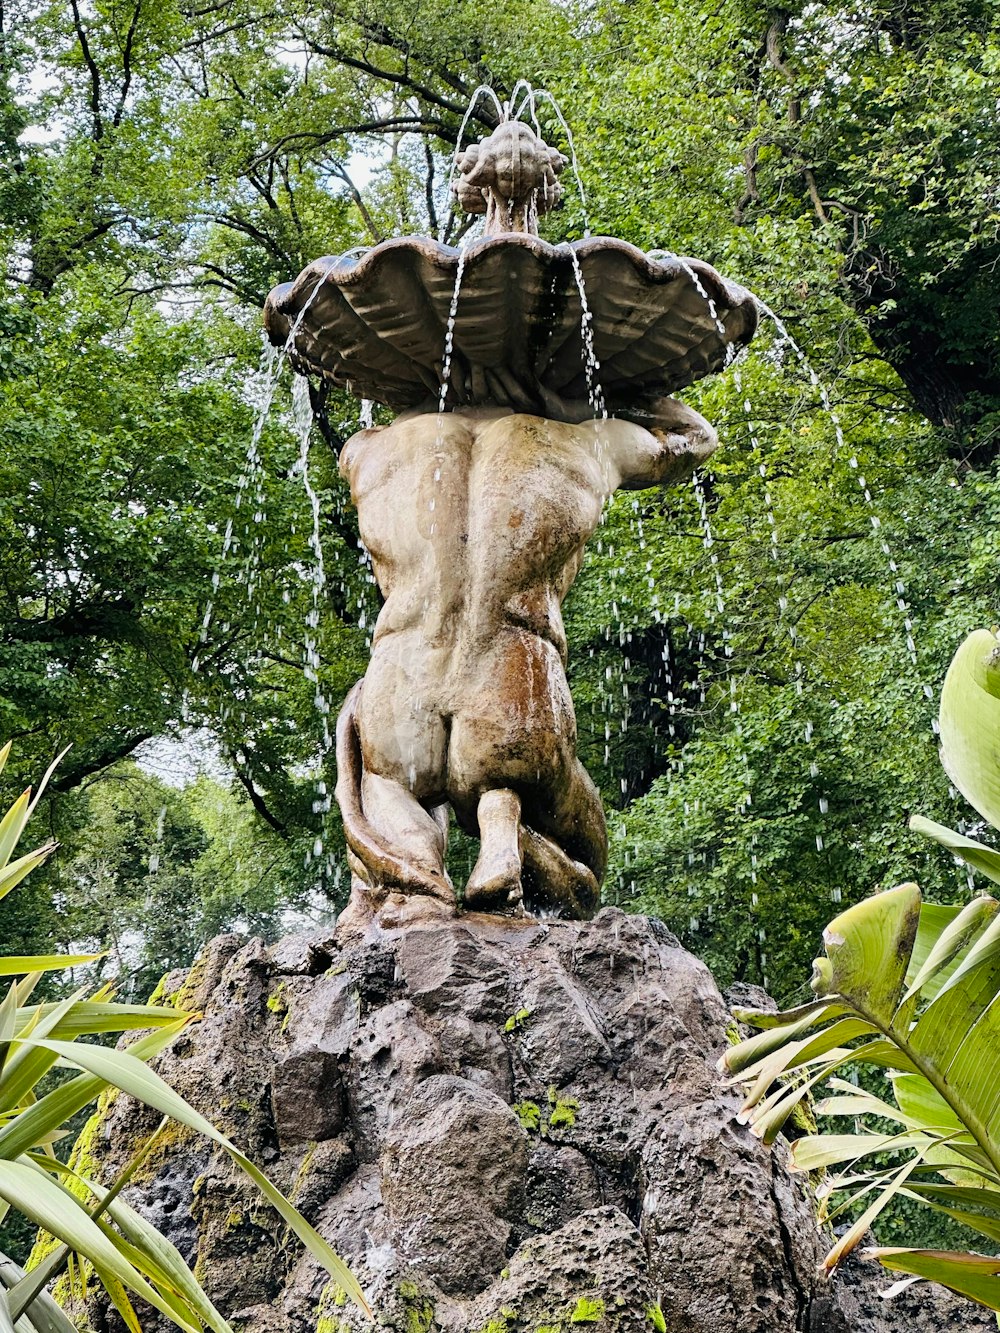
335 404 715 921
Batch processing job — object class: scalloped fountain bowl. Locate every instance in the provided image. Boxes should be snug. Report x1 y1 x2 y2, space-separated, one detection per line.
263 233 758 420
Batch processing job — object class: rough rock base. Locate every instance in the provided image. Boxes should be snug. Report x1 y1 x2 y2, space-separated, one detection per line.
82 906 991 1332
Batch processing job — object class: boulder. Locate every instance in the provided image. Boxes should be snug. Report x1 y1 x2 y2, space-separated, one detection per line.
76 907 993 1332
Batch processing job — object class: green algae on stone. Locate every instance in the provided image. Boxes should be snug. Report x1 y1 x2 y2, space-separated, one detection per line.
546 1087 579 1132
513 1100 542 1132
503 1007 532 1033
316 1278 351 1333
569 1296 604 1323
397 1277 435 1333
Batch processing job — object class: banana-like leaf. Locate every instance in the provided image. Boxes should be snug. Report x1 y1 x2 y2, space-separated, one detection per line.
790 1131 934 1174
910 816 1000 887
904 902 964 987
731 1018 879 1104
728 872 1000 1291
812 1086 912 1123
719 1003 843 1074
732 998 850 1029
15 1036 371 1317
824 1152 928 1271
870 1248 1000 1311
893 1074 966 1134
902 894 1000 1002
939 630 1000 832
811 884 921 1026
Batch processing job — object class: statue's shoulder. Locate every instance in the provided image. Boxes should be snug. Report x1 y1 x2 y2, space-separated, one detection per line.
340 424 387 480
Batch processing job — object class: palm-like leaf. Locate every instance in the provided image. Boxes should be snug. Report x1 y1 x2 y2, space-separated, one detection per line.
0 746 371 1330
723 882 1000 1305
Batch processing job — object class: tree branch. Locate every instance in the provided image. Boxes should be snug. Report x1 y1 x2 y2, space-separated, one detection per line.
69 0 104 145
233 763 288 837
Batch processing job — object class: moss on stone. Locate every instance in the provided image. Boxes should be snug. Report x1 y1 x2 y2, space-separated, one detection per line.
513 1100 542 1132
503 1007 532 1033
291 1140 318 1201
476 1309 518 1333
315 1279 351 1333
547 1086 579 1132
397 1277 434 1333
267 980 289 1016
569 1296 604 1323
172 948 212 1011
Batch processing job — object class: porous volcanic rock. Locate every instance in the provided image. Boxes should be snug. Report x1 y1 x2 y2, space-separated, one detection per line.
77 906 993 1332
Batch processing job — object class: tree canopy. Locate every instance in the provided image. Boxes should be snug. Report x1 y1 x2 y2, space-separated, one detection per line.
0 0 998 1003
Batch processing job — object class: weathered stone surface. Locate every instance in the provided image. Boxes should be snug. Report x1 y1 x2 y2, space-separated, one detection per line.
382 1075 528 1294
77 906 993 1333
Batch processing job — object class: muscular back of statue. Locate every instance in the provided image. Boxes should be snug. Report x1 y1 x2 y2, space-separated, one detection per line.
334 400 716 922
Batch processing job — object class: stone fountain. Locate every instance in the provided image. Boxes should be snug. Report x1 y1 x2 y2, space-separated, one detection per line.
72 117 985 1333
264 119 757 926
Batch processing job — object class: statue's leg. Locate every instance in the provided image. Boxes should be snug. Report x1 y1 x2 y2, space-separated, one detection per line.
540 756 609 885
449 630 607 917
521 828 599 919
520 759 607 919
464 789 524 911
335 677 454 907
360 770 453 904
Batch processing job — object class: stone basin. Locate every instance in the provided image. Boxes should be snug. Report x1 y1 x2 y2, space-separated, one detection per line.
263 233 758 420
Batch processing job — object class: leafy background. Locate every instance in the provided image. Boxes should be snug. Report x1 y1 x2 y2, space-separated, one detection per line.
0 3 998 1244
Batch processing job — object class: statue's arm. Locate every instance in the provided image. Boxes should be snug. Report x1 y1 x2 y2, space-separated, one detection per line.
613 396 718 491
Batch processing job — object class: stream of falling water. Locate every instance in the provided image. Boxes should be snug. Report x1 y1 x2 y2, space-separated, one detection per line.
755 301 923 681
691 470 769 983
512 83 591 236
193 271 329 674
291 376 333 876
730 362 832 863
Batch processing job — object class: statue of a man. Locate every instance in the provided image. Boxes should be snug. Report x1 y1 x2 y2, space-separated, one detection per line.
335 398 716 921
264 119 755 925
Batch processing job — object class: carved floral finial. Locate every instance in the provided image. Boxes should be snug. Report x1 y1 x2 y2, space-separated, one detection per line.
453 121 566 236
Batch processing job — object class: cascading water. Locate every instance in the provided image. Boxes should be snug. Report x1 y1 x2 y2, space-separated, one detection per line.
755 301 923 678
291 376 334 878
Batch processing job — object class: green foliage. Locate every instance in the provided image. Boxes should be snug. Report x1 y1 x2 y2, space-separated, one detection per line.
547 1087 579 1131
503 1007 532 1033
0 746 368 1329
513 1101 542 1133
569 1296 604 1323
724 632 1000 1312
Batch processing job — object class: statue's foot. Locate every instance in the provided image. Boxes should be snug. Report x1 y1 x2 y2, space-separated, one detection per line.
464 789 525 914
376 890 457 930
463 855 525 914
337 879 457 942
